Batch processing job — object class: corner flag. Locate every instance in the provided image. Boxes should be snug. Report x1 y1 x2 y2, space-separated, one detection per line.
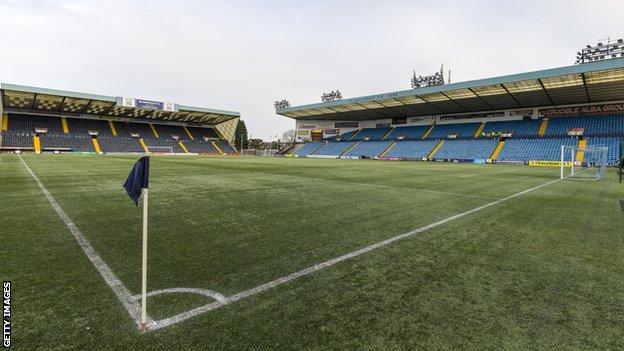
123 156 150 205
123 156 150 332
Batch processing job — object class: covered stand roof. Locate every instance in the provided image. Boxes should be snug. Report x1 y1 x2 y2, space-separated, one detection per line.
276 58 624 120
0 83 240 125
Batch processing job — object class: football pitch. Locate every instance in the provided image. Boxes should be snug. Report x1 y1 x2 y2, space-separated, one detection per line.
3 154 624 350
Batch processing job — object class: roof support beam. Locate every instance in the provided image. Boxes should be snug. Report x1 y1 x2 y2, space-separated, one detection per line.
467 88 494 110
30 93 37 110
537 78 555 106
439 91 468 112
56 96 66 112
500 84 523 108
390 98 426 115
414 94 445 114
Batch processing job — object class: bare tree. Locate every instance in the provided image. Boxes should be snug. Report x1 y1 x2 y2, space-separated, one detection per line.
282 129 296 142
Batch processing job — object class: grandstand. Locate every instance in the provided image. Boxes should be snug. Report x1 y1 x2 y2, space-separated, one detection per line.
278 58 624 166
0 83 240 155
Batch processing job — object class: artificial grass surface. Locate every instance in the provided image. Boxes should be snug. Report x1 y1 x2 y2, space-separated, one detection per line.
2 154 623 350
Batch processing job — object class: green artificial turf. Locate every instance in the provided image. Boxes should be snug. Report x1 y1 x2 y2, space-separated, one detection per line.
2 154 624 350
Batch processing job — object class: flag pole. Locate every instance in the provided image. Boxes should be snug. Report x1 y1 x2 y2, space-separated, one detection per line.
140 187 148 332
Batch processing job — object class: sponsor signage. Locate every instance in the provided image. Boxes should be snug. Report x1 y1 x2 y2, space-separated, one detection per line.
323 129 339 135
297 130 310 136
335 122 358 128
392 117 407 125
528 160 573 167
568 128 584 136
298 124 316 129
501 131 514 138
540 103 624 117
447 132 459 139
121 97 176 111
376 123 390 128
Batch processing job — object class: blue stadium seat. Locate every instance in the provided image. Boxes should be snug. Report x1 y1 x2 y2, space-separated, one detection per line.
545 115 624 137
384 125 430 140
480 119 541 137
384 140 439 159
434 139 498 160
314 142 355 156
343 141 391 158
497 138 578 162
426 123 480 140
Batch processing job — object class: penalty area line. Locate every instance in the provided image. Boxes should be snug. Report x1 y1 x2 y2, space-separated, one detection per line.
150 176 562 331
18 155 149 329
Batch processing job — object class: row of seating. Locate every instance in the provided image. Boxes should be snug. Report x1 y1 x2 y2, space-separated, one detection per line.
0 114 237 154
328 114 624 141
295 137 622 163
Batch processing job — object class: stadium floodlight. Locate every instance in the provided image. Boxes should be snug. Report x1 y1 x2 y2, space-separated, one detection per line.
411 63 447 88
321 90 343 102
274 99 291 110
560 144 607 180
576 37 624 64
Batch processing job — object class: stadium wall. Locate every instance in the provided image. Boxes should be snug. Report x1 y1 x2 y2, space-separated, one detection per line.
295 109 541 142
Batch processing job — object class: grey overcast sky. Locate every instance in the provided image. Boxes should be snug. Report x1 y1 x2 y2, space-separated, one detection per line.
0 0 622 139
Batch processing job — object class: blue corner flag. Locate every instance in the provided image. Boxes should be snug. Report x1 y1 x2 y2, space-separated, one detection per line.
123 156 150 205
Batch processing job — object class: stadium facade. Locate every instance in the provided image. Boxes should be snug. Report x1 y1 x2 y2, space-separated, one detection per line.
276 58 624 165
0 83 240 154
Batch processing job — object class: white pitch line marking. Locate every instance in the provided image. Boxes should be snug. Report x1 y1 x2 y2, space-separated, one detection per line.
18 155 149 328
132 288 227 303
149 176 562 331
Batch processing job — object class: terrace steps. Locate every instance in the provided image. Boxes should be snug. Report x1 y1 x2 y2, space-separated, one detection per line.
61 118 69 134
139 138 148 153
576 139 587 161
33 135 41 154
183 126 194 140
340 142 360 157
348 129 362 141
91 138 102 153
427 140 444 159
421 125 435 139
108 120 118 136
149 124 160 138
381 127 395 140
211 141 224 154
490 140 506 160
310 143 328 155
474 122 486 138
378 141 397 157
538 118 548 136
178 140 189 154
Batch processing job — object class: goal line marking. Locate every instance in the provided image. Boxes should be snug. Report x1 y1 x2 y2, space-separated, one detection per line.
18 155 148 328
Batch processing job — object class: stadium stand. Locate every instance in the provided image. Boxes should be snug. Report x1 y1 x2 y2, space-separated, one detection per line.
545 115 624 137
480 119 542 138
343 141 392 158
496 138 578 162
384 125 430 140
351 127 391 141
383 140 439 159
433 139 499 160
295 142 324 156
0 113 235 154
425 122 480 140
314 142 355 156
